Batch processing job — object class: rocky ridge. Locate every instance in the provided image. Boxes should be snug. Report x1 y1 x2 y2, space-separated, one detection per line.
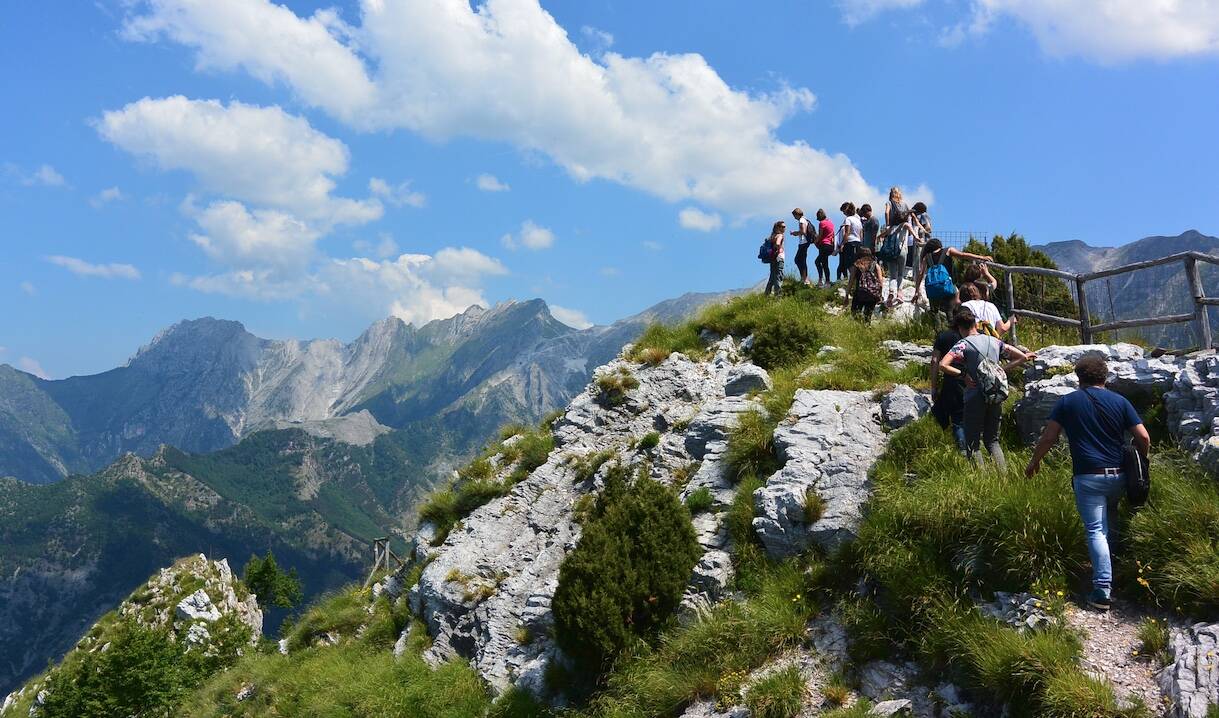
1 554 261 717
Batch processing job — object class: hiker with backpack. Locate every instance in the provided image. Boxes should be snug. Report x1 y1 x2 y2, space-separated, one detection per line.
837 202 863 282
844 247 885 322
931 308 972 451
791 208 814 285
879 188 911 306
960 283 1014 339
1025 355 1151 612
915 238 994 318
813 209 835 286
761 220 786 296
939 310 1036 468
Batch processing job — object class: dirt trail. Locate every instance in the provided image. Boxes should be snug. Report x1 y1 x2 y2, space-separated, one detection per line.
1063 599 1168 714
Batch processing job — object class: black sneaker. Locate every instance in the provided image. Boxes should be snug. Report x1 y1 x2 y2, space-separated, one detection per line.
1087 589 1111 611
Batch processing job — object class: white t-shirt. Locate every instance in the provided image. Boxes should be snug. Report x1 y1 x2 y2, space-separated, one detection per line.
798 216 813 246
843 215 862 243
962 299 1003 327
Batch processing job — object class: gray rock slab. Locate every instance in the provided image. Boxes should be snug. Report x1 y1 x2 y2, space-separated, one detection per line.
753 390 886 558
882 384 931 430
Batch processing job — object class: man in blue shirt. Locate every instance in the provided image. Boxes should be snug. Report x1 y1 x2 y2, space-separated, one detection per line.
1025 355 1150 611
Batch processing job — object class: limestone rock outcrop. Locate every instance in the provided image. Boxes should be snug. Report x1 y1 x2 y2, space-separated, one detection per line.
1158 622 1219 718
408 340 758 696
1014 344 1182 444
752 389 889 558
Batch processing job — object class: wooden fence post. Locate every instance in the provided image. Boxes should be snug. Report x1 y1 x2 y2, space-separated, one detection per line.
1004 271 1018 346
1075 277 1093 344
1186 256 1212 350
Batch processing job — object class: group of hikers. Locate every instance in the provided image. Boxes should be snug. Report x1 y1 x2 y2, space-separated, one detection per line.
757 187 1149 610
760 186 994 321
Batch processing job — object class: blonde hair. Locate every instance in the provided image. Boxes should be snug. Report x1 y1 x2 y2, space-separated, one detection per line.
888 186 903 203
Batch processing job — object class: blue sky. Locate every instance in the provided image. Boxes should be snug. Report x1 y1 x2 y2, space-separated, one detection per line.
3 0 1217 379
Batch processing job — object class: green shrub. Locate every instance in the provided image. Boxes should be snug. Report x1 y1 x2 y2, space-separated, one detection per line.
685 487 714 514
41 621 210 718
586 561 811 717
821 700 874 718
749 314 823 370
638 431 661 451
744 665 806 718
596 368 641 408
552 469 701 677
418 479 509 545
242 552 303 610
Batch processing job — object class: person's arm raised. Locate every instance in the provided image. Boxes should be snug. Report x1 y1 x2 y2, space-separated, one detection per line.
947 247 994 263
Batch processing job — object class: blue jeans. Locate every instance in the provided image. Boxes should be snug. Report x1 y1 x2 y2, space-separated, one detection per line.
1073 472 1126 597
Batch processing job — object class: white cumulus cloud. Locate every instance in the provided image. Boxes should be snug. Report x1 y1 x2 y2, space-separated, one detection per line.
838 0 1219 61
123 0 885 218
475 173 510 192
678 207 723 232
550 304 593 330
369 177 426 207
836 0 925 26
46 255 141 280
17 357 49 379
90 186 125 207
501 220 555 251
98 96 380 226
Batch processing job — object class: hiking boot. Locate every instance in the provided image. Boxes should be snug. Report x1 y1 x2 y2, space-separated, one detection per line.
1086 589 1111 611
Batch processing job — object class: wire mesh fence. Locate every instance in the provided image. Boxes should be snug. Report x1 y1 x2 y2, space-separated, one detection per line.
933 230 1000 250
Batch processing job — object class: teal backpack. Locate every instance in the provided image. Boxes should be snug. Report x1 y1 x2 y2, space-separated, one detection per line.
924 253 956 299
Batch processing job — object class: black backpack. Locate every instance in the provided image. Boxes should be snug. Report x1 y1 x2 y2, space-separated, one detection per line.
1084 388 1150 506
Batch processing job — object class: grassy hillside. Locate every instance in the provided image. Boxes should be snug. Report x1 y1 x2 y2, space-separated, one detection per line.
14 282 1218 717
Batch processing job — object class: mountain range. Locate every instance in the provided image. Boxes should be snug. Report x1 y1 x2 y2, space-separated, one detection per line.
1035 229 1219 347
0 290 733 693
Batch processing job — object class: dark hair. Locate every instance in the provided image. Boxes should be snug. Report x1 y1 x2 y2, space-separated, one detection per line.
856 247 873 258
816 209 827 221
952 308 977 331
1075 355 1108 386
962 264 982 282
924 238 943 257
960 283 981 301
840 202 856 216
860 203 872 216
912 201 927 213
772 220 785 235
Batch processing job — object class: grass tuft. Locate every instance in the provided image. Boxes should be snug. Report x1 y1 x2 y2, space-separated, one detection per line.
743 665 806 718
685 487 714 514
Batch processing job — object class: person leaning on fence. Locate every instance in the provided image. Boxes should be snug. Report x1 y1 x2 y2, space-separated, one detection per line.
939 309 1036 469
1024 355 1151 612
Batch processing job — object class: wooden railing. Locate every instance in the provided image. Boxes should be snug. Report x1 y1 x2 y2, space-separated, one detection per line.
988 250 1218 349
363 536 404 587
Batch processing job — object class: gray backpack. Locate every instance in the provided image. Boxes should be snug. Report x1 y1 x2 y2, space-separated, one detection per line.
965 335 1009 405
